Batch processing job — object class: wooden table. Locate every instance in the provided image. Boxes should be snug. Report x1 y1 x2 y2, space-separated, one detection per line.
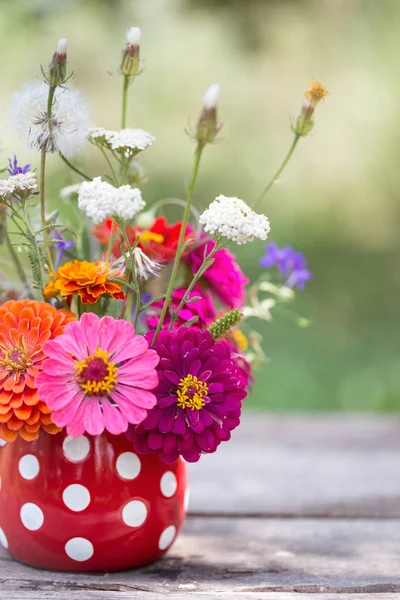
2 414 400 599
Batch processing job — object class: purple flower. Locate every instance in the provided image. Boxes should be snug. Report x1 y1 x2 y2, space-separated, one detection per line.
52 230 75 269
260 243 312 290
7 155 30 176
127 328 247 463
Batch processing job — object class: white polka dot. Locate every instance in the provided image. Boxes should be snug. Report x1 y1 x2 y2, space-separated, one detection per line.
184 488 190 512
0 439 6 447
0 527 8 549
159 525 176 550
20 503 44 531
63 436 90 462
160 471 177 498
122 500 147 527
116 452 141 480
65 537 94 562
62 484 91 512
18 455 40 480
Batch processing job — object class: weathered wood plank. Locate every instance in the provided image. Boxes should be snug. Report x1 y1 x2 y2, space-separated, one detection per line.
1 595 400 600
188 414 400 517
1 517 400 594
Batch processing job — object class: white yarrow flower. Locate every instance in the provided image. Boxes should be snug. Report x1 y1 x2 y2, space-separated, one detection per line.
202 83 220 109
133 248 163 280
0 173 37 198
126 26 142 45
10 80 91 156
89 127 155 157
78 177 145 224
199 195 271 244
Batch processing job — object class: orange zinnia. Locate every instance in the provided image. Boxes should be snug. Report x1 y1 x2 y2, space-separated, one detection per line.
44 260 126 305
0 299 75 442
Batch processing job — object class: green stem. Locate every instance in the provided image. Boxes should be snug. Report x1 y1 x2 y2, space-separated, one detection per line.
152 144 205 344
121 75 130 129
118 227 140 322
99 147 118 183
39 146 55 276
59 153 92 180
4 229 30 294
22 200 44 289
168 240 224 331
253 134 300 209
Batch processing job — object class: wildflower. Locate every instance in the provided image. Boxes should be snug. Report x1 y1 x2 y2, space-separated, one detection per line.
259 243 312 290
120 26 141 78
0 172 37 200
132 248 163 280
146 286 216 330
305 81 328 106
52 230 76 270
195 83 221 146
199 195 270 244
293 80 327 137
78 177 145 224
0 299 75 442
10 80 91 156
185 235 248 308
89 127 155 158
36 313 159 437
46 37 69 87
44 260 126 304
127 328 247 463
93 216 194 261
7 155 30 176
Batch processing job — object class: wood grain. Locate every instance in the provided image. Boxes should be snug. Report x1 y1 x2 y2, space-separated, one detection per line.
1 517 400 595
188 414 400 517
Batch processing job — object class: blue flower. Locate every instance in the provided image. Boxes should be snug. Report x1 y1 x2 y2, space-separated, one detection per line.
52 231 76 270
260 243 312 290
7 155 30 176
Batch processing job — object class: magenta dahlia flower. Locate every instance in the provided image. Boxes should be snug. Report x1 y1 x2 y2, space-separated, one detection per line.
36 313 159 437
146 285 216 330
185 237 248 309
127 328 247 463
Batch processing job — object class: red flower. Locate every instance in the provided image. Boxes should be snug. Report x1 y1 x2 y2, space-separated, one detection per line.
93 217 194 262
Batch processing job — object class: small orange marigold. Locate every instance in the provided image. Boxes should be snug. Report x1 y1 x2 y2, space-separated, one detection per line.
44 260 126 305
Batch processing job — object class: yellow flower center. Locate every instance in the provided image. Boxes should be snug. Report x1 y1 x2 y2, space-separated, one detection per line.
0 341 31 374
75 348 118 395
139 231 164 244
176 374 208 411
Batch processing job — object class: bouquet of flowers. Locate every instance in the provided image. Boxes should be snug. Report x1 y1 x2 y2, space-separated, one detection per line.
0 30 325 571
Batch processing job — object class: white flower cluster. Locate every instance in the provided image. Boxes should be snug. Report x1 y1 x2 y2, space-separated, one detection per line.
0 173 37 198
10 80 91 157
89 127 155 158
199 195 271 245
78 177 145 224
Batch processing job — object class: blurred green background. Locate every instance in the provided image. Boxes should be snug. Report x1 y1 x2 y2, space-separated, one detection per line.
0 0 399 412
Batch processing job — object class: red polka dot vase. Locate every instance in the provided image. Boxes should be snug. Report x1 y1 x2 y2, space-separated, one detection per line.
0 430 188 572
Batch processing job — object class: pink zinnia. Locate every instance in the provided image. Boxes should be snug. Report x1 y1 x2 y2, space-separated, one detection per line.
36 313 159 437
127 328 247 463
146 285 216 330
185 236 248 309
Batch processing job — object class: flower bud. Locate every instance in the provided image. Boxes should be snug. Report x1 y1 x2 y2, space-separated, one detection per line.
120 26 142 78
46 38 68 87
195 83 221 146
292 81 327 137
